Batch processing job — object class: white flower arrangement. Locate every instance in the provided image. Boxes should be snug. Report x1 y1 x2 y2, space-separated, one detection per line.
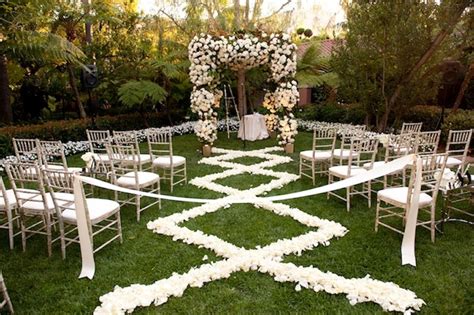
188 32 298 145
278 115 298 145
264 114 279 133
94 147 424 314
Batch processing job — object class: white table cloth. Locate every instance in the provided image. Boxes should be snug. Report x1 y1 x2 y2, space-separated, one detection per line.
237 113 269 141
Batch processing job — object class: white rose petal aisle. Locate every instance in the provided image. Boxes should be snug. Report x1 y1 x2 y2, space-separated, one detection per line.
94 148 424 314
189 32 299 148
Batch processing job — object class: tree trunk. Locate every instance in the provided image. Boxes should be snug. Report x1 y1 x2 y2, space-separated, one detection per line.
234 0 241 30
66 62 87 119
451 62 474 114
237 69 247 118
378 1 468 131
82 0 92 44
0 55 13 124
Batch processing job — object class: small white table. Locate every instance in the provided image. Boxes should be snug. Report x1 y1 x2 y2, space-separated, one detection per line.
237 113 269 141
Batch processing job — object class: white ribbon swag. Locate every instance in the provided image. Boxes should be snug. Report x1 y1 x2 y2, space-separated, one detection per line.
73 147 425 313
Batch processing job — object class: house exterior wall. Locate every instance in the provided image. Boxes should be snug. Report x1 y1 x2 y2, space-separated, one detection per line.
298 88 312 106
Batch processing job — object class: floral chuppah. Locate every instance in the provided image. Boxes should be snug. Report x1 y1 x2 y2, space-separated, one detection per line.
189 32 299 150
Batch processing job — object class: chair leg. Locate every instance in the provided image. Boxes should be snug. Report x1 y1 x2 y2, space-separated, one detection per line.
375 199 380 232
7 214 14 250
170 167 174 193
136 195 141 222
299 157 302 177
368 181 372 208
158 182 162 209
311 160 315 186
116 212 123 243
46 214 52 257
430 206 436 243
184 164 188 184
60 221 66 260
20 214 26 252
327 174 332 200
346 186 350 212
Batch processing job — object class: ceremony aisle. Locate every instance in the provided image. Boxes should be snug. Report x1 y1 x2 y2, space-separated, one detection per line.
0 132 472 314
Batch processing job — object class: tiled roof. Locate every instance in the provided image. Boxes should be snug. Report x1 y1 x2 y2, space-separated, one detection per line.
296 39 341 60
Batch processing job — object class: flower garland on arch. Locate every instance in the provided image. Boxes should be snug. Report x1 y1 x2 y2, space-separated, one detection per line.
188 32 299 145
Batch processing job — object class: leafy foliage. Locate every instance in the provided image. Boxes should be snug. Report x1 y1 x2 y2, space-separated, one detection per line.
331 0 471 129
118 80 167 108
296 42 339 88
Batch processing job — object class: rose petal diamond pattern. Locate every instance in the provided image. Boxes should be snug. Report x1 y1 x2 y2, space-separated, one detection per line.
95 147 424 314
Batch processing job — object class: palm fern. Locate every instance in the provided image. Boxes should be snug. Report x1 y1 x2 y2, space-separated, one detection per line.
3 31 86 65
296 43 339 88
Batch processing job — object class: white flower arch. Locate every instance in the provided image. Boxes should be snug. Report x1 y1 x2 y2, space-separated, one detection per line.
188 32 299 145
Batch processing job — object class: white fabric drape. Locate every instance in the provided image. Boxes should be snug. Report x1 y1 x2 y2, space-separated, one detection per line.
238 113 269 141
73 154 421 279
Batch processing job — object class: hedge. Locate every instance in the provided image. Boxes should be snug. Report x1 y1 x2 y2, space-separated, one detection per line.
0 112 180 157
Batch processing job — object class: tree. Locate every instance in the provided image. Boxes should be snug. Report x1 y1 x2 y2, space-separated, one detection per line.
0 0 86 124
332 0 471 131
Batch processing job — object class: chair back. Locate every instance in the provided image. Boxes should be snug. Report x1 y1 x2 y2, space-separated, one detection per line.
0 177 9 211
387 132 418 161
42 169 90 227
12 138 39 161
86 130 111 155
334 127 366 164
37 140 69 170
400 122 422 135
415 153 448 204
312 127 337 154
5 162 49 213
147 129 173 162
348 138 379 169
417 130 440 154
446 129 472 169
106 144 140 181
0 271 14 313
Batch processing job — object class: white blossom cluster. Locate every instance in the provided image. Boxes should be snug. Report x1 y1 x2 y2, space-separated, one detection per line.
188 32 297 145
265 114 279 133
190 87 223 144
274 81 299 111
194 118 218 145
267 33 297 83
278 115 298 145
94 147 425 314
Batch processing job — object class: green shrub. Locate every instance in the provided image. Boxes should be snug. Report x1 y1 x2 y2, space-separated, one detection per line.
295 102 365 125
0 112 175 157
441 109 474 145
400 105 442 131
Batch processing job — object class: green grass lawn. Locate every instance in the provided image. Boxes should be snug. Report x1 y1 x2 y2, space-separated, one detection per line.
0 131 473 314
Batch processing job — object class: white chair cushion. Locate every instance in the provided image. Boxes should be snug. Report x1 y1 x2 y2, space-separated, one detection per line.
118 154 152 165
0 189 17 209
332 149 359 159
62 198 120 224
329 165 367 178
116 171 160 188
44 165 82 173
22 192 75 212
377 187 432 207
152 155 186 168
300 150 332 161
